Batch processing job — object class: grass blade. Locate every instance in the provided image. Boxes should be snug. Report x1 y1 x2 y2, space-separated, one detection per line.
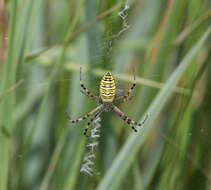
0 1 18 189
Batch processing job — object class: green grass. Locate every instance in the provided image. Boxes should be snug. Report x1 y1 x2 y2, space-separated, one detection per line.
0 0 211 190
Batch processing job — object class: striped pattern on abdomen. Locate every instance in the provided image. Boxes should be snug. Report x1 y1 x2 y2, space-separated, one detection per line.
100 72 116 102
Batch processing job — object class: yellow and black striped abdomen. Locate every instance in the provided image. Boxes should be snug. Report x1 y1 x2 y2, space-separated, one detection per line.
100 72 116 103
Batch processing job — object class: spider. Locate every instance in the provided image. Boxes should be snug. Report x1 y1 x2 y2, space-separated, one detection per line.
66 67 148 136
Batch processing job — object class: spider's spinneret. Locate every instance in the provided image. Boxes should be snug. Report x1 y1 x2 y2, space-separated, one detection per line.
100 72 116 103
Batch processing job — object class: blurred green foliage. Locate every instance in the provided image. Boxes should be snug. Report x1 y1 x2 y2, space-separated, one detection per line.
0 0 211 190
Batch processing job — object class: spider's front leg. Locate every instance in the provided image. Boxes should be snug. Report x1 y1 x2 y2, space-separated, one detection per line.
114 88 133 103
115 66 136 103
80 67 99 102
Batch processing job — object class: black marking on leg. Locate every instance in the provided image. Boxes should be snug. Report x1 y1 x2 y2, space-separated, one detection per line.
84 125 90 136
112 106 140 133
83 109 103 136
122 115 127 121
133 121 138 125
67 105 103 129
138 114 149 126
84 128 88 136
81 84 86 90
127 119 131 124
132 126 137 132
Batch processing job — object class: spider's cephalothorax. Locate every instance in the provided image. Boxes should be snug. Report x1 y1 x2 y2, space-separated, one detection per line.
66 67 148 136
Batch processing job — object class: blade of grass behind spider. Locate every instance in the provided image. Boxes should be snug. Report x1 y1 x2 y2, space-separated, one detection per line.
0 0 43 188
157 1 208 188
39 1 87 189
96 24 211 190
201 52 211 187
0 2 18 189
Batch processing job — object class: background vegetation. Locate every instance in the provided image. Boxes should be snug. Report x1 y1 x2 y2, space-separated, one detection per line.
0 0 211 189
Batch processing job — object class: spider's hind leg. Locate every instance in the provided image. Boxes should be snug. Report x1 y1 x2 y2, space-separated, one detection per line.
84 109 103 136
66 104 103 124
112 105 148 132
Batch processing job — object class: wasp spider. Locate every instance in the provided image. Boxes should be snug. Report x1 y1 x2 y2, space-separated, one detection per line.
66 67 148 136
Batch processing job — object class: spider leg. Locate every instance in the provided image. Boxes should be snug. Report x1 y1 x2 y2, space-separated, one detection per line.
66 104 103 124
80 67 99 102
84 109 103 136
112 105 148 132
115 66 136 103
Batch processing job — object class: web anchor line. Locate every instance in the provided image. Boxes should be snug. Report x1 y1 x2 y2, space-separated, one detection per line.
112 2 130 38
105 2 130 57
